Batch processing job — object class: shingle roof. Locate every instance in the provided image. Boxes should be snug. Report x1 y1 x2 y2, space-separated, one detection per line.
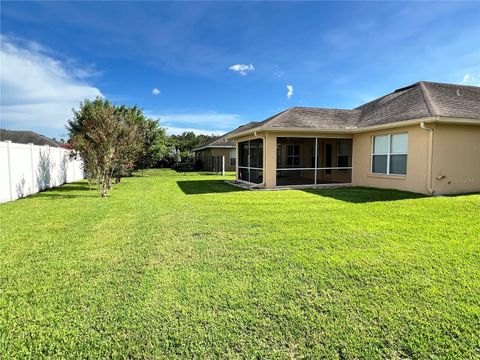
420 81 480 119
194 121 271 151
228 81 480 136
0 129 62 147
194 121 270 151
255 108 361 129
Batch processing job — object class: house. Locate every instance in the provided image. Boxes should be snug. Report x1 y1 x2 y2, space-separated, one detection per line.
227 81 480 195
0 129 63 147
193 132 237 172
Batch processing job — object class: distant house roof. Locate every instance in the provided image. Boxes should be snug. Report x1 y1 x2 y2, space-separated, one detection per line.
193 122 259 151
228 81 480 138
0 129 63 147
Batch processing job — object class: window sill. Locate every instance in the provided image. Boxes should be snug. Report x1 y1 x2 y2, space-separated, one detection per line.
368 173 406 180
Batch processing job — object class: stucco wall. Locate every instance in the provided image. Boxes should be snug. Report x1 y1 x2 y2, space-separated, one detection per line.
431 124 480 195
351 125 431 194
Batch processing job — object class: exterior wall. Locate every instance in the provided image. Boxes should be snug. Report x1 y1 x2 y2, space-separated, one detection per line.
431 124 480 195
351 124 430 194
232 122 479 194
195 148 235 171
0 141 84 203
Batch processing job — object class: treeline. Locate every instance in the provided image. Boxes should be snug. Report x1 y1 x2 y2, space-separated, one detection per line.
67 97 219 196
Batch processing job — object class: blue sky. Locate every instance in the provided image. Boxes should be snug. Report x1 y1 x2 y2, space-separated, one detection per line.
1 1 479 139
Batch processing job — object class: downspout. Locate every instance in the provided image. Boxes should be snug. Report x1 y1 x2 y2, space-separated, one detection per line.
420 121 435 195
253 131 266 188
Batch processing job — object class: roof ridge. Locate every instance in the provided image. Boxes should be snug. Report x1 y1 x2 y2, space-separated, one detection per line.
419 80 480 89
355 86 414 121
418 81 439 116
34 131 60 146
291 106 359 112
260 108 291 127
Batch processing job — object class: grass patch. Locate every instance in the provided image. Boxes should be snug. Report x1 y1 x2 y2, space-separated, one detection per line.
1 169 479 358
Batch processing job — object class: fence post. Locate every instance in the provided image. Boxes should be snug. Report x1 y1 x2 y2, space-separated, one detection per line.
30 143 35 194
72 151 75 181
6 141 14 201
221 155 225 176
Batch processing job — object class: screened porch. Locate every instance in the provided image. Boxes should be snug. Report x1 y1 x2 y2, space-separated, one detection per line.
276 137 352 186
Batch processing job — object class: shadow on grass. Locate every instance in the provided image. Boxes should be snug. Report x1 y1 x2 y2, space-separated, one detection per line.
34 182 97 199
50 183 92 192
35 193 97 199
177 180 245 195
302 187 426 203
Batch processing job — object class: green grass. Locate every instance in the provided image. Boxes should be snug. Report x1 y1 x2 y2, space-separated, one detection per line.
1 169 479 359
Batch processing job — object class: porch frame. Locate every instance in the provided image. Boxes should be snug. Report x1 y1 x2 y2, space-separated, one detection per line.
275 135 354 188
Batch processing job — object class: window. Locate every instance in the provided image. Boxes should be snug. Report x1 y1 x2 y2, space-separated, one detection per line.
337 139 350 168
372 133 408 175
229 149 236 166
287 144 300 167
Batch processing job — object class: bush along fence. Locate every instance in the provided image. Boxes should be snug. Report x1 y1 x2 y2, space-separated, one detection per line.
0 141 84 203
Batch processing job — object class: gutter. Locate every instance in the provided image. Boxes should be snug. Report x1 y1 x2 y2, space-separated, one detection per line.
420 121 435 195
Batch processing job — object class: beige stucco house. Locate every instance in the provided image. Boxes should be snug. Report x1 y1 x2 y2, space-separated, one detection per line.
227 81 480 195
193 132 236 172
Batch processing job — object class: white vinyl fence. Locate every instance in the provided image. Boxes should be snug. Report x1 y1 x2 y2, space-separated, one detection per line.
0 141 84 203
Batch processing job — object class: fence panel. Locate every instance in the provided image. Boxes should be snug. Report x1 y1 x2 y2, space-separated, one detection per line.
0 141 84 203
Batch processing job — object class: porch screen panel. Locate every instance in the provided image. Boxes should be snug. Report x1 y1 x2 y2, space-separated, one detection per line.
249 139 263 169
237 139 263 184
277 137 352 186
238 141 249 167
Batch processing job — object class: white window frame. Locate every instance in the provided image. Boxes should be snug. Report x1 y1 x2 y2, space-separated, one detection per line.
286 144 301 168
371 133 408 175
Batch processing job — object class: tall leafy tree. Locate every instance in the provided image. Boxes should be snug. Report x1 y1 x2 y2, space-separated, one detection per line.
135 118 169 173
67 98 120 196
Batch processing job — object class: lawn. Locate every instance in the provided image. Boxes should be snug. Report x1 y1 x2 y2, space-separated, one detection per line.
1 169 479 358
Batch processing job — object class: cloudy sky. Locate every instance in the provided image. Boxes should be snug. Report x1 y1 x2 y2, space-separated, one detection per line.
1 2 479 139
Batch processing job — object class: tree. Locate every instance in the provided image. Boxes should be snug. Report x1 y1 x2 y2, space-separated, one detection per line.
67 98 120 196
134 118 169 174
170 132 219 153
111 106 144 183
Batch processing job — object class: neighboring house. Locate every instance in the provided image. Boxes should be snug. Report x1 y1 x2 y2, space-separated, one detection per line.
0 129 63 147
227 81 480 195
193 132 236 172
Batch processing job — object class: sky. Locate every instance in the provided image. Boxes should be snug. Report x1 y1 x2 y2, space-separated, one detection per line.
1 1 479 139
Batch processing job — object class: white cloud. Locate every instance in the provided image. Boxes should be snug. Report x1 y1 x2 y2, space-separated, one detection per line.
460 72 480 86
462 73 472 84
152 87 160 95
146 111 245 135
0 35 102 132
150 111 243 129
286 84 294 99
229 64 254 76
